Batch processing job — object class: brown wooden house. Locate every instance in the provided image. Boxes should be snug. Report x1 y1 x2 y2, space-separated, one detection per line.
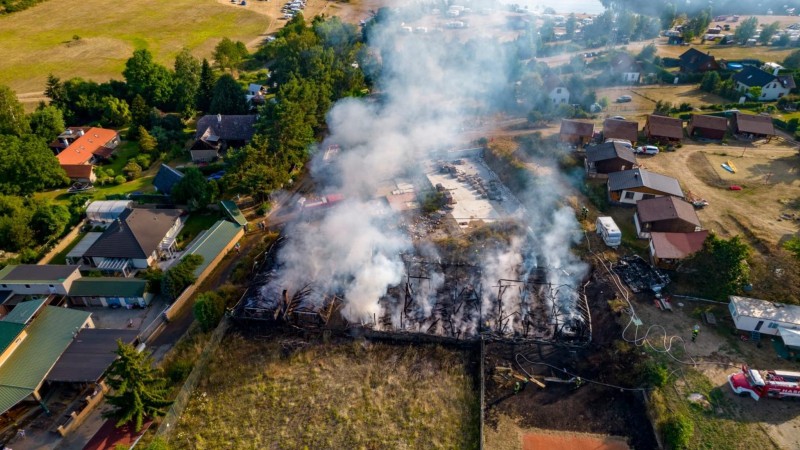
678 48 720 73
731 113 775 140
634 196 701 238
603 118 639 144
687 114 728 140
585 142 637 176
644 115 683 143
607 168 684 205
649 231 709 269
560 119 594 147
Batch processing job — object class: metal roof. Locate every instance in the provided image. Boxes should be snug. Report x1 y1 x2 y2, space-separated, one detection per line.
68 278 147 298
0 265 80 283
0 306 91 415
730 296 800 325
182 220 244 277
586 142 637 164
86 201 133 221
779 327 800 349
46 328 138 383
0 322 25 358
2 298 47 324
220 200 248 226
66 232 104 260
607 168 684 198
153 164 184 195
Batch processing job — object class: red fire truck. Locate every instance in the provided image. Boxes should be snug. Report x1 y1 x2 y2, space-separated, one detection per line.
728 365 800 400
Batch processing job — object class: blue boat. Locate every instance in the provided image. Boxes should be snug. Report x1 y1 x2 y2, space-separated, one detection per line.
721 163 735 173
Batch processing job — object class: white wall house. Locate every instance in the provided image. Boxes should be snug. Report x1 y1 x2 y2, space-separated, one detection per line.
729 296 800 336
548 86 570 105
733 66 795 101
621 71 640 83
0 265 82 296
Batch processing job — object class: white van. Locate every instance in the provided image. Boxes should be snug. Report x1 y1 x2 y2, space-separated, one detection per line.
596 216 622 248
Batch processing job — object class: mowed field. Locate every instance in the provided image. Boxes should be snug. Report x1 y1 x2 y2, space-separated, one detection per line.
0 0 270 93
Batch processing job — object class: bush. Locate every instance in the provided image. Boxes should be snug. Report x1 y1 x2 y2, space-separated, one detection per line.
163 358 193 383
113 175 127 185
193 292 225 331
642 361 669 387
123 161 142 180
662 414 694 449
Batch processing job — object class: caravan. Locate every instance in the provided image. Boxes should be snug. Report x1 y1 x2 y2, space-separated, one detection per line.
596 216 622 248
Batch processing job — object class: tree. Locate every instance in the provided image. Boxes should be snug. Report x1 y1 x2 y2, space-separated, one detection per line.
783 49 800 69
209 74 248 115
748 86 763 100
565 14 578 39
103 341 172 432
637 43 657 62
170 167 217 211
173 48 201 116
45 74 67 108
123 161 142 180
700 71 721 93
0 85 30 136
193 291 225 331
213 37 249 72
0 135 68 195
123 49 174 108
28 105 65 141
684 234 750 300
776 33 791 47
29 202 70 242
734 17 758 44
759 22 781 45
196 59 216 112
660 3 676 30
138 126 157 153
101 96 131 127
162 254 203 300
662 414 693 449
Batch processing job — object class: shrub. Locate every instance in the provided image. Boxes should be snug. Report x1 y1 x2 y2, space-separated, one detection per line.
123 161 142 180
163 358 193 383
642 361 669 387
193 292 225 331
113 175 127 185
662 413 694 449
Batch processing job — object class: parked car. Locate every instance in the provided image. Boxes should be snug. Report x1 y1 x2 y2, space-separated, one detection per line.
615 95 632 103
635 145 659 155
609 115 626 120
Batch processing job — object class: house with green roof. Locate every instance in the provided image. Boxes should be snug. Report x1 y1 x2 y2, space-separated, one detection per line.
0 299 93 416
68 278 151 308
182 219 244 278
220 200 248 227
0 265 81 296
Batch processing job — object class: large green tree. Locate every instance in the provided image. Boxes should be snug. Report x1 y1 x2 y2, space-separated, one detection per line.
783 49 800 69
101 96 131 127
29 201 70 242
0 85 30 136
685 234 750 300
196 59 216 113
209 74 248 115
700 71 721 93
212 37 249 72
759 21 781 45
734 17 759 43
123 49 174 108
225 142 290 201
171 167 218 211
0 134 68 195
103 341 172 432
28 105 65 141
173 48 201 116
193 291 225 331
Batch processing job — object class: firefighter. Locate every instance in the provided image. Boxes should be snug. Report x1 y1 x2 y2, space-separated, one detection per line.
692 324 700 342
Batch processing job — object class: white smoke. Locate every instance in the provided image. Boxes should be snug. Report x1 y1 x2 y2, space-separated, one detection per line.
269 6 589 331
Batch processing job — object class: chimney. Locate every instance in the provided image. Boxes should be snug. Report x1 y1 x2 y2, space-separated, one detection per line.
117 217 123 232
61 138 69 147
634 172 639 179
217 113 222 124
77 129 85 136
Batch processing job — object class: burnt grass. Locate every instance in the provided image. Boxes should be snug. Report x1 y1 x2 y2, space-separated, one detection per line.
484 268 659 450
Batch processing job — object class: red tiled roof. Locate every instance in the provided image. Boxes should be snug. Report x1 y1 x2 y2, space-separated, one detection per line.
646 115 683 140
62 164 94 180
56 128 119 165
651 231 709 260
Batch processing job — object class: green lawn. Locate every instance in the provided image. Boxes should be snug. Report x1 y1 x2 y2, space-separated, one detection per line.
177 212 222 249
103 141 141 176
36 176 155 205
49 231 87 265
0 0 268 93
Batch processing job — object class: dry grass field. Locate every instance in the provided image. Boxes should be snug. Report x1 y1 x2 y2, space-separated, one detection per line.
170 335 479 450
0 0 269 93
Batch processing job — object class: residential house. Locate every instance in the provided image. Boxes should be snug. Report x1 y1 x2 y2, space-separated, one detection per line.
607 168 684 205
687 114 728 140
51 128 120 182
82 208 184 276
728 296 800 340
545 75 570 105
585 142 637 176
649 230 709 268
678 48 720 73
190 114 257 163
603 118 639 144
0 265 81 296
732 66 795 101
68 278 151 308
46 328 138 386
0 298 93 417
181 220 245 280
634 196 702 238
247 83 267 106
153 164 184 196
644 115 684 143
731 113 775 139
220 200 248 227
65 233 104 266
559 119 594 147
610 53 641 83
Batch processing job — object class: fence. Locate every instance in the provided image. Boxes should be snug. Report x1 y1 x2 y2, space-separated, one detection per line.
37 219 86 264
152 317 230 443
